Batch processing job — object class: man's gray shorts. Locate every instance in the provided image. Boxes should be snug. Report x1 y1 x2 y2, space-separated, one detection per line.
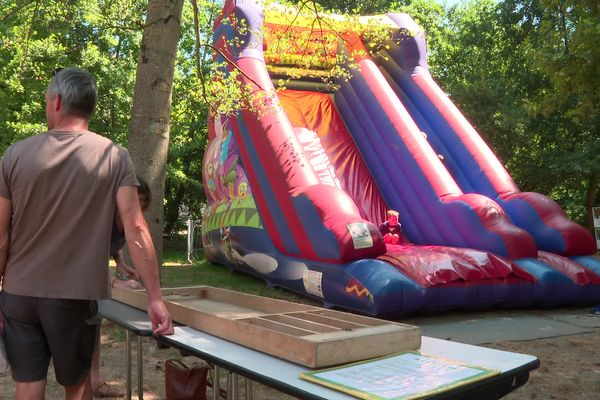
0 291 100 386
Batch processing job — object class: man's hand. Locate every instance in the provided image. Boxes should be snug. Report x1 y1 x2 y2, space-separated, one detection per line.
147 300 174 335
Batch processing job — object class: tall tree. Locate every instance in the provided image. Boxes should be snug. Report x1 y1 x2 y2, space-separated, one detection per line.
0 0 143 151
0 0 212 241
162 0 218 234
128 0 185 264
530 0 600 230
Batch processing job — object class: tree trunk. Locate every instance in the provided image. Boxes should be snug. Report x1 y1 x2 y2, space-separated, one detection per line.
128 0 184 267
164 181 185 234
585 173 599 233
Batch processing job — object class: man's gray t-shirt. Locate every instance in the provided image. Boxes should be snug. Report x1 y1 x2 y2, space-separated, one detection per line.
0 130 138 299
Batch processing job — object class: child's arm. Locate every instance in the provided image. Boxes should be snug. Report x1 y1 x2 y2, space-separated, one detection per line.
114 249 140 280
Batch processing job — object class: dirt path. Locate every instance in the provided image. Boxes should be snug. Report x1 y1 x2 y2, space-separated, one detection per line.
488 330 600 400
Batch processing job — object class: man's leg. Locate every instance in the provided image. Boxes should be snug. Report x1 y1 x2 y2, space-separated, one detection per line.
38 298 100 398
89 331 124 397
15 380 46 400
90 336 102 389
65 373 92 400
1 293 52 399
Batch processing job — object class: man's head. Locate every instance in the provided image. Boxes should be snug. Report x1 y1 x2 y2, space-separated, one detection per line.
136 175 152 212
387 210 399 225
46 68 97 128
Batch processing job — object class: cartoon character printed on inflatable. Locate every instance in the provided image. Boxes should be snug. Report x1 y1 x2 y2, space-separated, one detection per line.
379 210 406 245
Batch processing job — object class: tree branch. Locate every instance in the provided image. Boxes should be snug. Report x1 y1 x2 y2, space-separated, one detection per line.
0 0 36 24
205 42 263 90
191 0 216 113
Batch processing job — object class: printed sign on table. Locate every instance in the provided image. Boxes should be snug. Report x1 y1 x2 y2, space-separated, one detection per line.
300 351 499 400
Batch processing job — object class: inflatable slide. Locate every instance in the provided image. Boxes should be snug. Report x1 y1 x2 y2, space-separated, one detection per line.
201 0 600 317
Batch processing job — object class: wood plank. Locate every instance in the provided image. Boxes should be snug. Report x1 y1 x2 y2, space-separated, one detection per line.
262 314 339 333
198 286 314 314
311 309 389 326
174 299 267 319
289 312 367 330
112 286 319 366
157 286 313 314
240 317 318 336
111 285 421 368
312 326 422 367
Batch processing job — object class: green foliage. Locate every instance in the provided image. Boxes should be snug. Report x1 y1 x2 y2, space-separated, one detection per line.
0 0 145 150
505 0 600 222
0 0 208 233
531 0 600 120
206 0 397 115
0 0 596 232
163 1 213 233
307 0 390 14
435 0 598 223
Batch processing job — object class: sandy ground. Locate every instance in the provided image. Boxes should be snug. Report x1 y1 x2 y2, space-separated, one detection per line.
488 330 600 400
1 317 599 399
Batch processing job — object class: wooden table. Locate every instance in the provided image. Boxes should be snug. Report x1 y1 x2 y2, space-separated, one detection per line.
99 299 539 400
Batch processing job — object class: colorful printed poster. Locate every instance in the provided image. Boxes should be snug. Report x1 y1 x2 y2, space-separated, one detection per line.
300 351 499 400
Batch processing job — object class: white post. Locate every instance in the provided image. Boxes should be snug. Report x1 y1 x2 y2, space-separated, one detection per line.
187 218 195 263
593 207 600 250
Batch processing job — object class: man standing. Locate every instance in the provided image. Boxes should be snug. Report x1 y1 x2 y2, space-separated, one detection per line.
0 67 173 399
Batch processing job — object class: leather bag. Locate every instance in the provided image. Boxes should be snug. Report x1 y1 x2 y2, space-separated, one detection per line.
165 359 208 400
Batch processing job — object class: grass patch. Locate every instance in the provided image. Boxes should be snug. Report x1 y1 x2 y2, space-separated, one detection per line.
160 251 319 306
163 249 189 265
103 321 126 342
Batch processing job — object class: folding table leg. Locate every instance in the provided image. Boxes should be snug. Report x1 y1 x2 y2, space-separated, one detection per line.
226 372 232 399
125 330 132 400
229 372 238 399
245 378 252 400
137 335 144 399
213 365 221 400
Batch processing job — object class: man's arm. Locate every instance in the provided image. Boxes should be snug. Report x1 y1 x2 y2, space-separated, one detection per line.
116 186 173 335
0 196 11 335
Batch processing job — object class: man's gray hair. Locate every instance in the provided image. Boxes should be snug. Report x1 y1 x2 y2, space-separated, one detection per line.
47 68 97 120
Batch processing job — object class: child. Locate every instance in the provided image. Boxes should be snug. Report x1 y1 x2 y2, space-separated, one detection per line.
91 177 151 397
379 210 406 245
109 177 151 289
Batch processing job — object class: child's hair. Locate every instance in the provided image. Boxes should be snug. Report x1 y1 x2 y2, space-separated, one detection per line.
136 175 151 211
387 210 399 217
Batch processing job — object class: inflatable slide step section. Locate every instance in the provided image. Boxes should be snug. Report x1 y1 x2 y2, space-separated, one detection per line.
513 255 600 306
377 245 536 311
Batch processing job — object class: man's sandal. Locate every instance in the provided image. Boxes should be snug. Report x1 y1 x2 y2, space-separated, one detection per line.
92 382 124 398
